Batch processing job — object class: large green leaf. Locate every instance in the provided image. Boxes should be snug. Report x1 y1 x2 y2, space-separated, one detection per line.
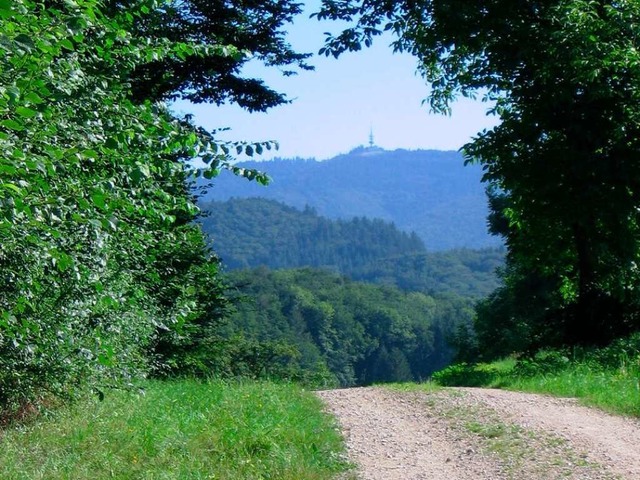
1 119 24 131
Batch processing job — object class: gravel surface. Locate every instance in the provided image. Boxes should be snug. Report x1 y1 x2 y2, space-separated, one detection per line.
316 386 640 480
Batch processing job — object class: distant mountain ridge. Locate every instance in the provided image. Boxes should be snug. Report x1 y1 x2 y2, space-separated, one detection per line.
196 147 500 250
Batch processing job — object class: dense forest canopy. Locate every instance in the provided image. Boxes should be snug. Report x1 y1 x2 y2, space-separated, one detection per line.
200 197 503 298
222 268 474 386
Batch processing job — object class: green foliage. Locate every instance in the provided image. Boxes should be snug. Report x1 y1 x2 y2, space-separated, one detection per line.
0 379 353 479
127 0 312 111
315 0 640 349
472 267 564 359
161 334 314 383
1 0 175 410
200 197 504 297
465 0 640 346
512 350 572 378
220 267 475 386
0 0 290 414
431 360 514 388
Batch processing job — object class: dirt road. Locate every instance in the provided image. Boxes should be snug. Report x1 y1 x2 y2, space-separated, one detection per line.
316 387 640 480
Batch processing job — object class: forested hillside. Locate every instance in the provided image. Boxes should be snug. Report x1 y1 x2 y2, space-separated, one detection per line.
201 198 503 298
200 197 425 269
222 268 473 386
352 248 504 298
197 198 498 385
196 148 501 250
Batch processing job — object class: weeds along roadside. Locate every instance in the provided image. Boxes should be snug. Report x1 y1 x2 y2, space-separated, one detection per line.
431 332 640 417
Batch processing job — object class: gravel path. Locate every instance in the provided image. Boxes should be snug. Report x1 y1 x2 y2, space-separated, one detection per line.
316 387 640 480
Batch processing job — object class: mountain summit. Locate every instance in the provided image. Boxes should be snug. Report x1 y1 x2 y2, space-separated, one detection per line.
196 148 500 250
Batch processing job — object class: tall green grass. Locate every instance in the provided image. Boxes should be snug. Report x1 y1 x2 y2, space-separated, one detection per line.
0 380 352 480
432 333 640 417
508 363 640 417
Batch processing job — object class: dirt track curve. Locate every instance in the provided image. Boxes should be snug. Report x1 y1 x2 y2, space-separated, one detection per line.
316 387 640 480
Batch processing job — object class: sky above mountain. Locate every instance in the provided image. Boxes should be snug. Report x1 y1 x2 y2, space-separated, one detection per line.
172 1 499 161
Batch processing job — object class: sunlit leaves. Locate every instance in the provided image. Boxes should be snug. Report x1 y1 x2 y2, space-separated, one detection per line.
15 106 36 118
0 119 23 131
0 0 293 410
0 0 233 407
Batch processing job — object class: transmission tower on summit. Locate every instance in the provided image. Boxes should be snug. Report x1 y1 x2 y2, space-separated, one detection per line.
349 127 383 155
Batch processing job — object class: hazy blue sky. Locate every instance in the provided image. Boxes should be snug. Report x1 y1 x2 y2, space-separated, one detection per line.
172 2 498 161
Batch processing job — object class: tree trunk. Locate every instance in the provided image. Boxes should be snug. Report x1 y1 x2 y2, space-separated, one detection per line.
571 223 598 344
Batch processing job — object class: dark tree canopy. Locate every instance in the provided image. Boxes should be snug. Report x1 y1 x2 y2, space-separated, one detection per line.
316 0 640 347
125 0 313 110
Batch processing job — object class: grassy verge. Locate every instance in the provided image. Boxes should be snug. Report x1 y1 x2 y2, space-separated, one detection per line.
432 334 640 417
506 365 640 417
0 379 352 480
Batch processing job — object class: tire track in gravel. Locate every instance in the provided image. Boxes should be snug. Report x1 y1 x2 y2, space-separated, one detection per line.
317 386 640 480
